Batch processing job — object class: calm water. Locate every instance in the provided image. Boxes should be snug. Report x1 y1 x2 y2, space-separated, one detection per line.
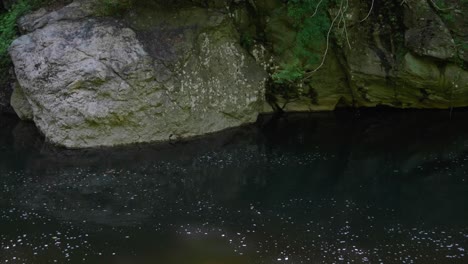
1 110 468 264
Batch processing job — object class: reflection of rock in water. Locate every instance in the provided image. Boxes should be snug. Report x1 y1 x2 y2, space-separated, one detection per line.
0 114 17 147
0 80 14 115
2 111 468 227
15 162 259 225
7 124 260 226
1 111 468 263
13 121 43 151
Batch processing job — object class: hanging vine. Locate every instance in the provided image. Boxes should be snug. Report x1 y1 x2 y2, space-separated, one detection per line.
272 0 375 84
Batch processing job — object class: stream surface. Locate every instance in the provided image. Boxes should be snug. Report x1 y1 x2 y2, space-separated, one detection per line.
1 110 468 264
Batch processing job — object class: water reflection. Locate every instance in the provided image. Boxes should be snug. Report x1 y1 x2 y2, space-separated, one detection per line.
1 110 468 263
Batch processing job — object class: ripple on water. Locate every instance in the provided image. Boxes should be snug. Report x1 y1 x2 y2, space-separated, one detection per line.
1 112 468 263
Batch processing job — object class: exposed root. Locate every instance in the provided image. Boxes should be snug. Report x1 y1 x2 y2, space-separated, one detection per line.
304 0 362 77
427 0 453 11
360 0 374 22
311 0 324 17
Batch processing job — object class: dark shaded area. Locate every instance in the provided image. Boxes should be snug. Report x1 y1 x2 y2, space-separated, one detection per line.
1 110 468 263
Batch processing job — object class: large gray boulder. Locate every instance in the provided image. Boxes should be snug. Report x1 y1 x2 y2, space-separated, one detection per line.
9 1 266 148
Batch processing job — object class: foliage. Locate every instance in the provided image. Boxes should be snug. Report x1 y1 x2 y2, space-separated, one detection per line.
273 61 304 84
272 0 332 84
240 32 254 50
95 0 133 17
0 0 37 86
435 0 455 23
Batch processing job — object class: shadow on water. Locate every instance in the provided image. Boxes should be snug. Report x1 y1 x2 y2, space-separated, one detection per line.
1 109 468 263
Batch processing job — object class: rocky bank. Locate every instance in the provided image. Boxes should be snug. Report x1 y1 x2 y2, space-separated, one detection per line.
3 0 468 148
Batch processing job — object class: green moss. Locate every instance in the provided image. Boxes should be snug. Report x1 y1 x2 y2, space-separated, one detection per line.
440 12 455 23
272 0 333 84
240 32 254 50
94 0 133 17
0 1 33 86
272 61 304 84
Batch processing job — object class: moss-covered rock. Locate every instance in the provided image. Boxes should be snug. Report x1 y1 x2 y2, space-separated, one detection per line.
257 0 468 111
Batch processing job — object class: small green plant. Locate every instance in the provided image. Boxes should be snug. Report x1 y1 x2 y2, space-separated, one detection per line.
240 32 254 50
272 61 304 84
95 0 133 17
0 0 37 86
272 0 335 84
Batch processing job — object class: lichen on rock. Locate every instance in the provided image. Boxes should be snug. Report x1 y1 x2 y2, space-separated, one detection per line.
9 0 266 148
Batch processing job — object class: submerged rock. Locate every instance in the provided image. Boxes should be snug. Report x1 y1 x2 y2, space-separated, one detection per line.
9 0 266 148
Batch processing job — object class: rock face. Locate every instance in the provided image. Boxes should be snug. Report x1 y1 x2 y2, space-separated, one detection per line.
7 0 468 148
341 0 468 109
10 83 32 120
253 0 468 111
9 0 266 148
